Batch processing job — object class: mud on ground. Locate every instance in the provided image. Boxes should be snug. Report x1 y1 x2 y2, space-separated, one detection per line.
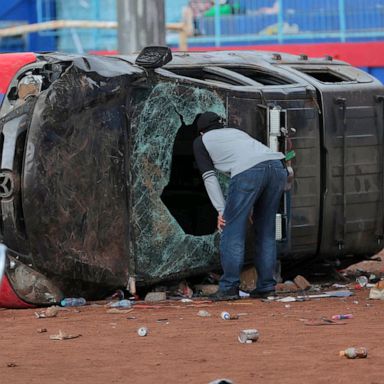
0 289 382 384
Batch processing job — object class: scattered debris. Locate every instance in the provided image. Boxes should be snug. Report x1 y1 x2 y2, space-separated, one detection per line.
276 296 297 303
369 287 384 300
341 256 384 279
156 318 169 323
194 284 218 296
339 347 368 359
267 289 354 302
221 311 230 320
180 298 193 303
355 276 369 289
322 290 354 297
37 328 47 333
331 314 353 320
107 299 132 308
367 280 384 299
144 292 167 302
238 329 259 344
177 281 194 298
302 318 347 326
275 275 312 293
137 327 148 337
276 281 298 292
197 310 211 317
332 283 348 289
35 306 60 318
60 297 86 307
293 275 311 290
49 330 81 340
106 308 134 314
220 311 238 320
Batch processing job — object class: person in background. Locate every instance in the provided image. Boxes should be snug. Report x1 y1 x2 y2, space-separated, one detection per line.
203 0 241 17
193 111 287 300
185 0 214 35
184 0 241 35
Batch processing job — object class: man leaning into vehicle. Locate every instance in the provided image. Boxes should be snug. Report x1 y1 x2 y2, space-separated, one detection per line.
193 111 287 300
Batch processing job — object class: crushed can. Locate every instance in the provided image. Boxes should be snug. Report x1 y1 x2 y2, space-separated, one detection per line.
238 329 259 344
220 311 239 320
137 327 148 337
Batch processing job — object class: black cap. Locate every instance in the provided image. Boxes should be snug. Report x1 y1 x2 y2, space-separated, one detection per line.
197 111 224 133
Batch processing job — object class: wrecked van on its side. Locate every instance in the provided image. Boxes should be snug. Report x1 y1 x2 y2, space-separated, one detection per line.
0 47 382 307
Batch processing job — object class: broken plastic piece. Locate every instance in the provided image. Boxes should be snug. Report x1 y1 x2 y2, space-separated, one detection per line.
197 310 211 317
35 306 60 318
49 330 81 340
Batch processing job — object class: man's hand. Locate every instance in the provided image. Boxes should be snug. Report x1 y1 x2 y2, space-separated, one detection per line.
217 214 226 232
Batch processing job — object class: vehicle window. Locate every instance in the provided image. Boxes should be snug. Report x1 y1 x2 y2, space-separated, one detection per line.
296 69 352 83
223 67 293 85
165 68 245 86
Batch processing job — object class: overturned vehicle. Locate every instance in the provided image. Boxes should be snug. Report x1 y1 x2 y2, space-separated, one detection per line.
0 47 383 308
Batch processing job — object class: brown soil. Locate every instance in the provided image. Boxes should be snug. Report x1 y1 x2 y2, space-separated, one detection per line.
0 290 382 384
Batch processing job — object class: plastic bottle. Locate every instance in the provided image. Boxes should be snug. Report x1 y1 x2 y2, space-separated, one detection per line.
339 347 368 359
109 299 132 308
60 297 86 307
331 314 353 320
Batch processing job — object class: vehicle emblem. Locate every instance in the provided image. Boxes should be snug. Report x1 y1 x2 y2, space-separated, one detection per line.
0 172 14 198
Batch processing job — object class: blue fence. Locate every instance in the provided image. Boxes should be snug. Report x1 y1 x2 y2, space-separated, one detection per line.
21 0 384 51
1 0 384 51
55 0 116 53
0 0 56 52
181 0 384 47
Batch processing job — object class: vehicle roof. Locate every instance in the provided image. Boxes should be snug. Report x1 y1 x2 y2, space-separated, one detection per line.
120 49 347 68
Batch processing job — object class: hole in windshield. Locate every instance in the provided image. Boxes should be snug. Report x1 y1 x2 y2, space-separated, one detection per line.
160 120 217 236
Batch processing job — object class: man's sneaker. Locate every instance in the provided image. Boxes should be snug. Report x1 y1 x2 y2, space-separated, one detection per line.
208 287 239 301
249 289 276 299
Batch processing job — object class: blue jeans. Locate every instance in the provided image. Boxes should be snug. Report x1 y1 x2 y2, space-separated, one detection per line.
219 160 287 292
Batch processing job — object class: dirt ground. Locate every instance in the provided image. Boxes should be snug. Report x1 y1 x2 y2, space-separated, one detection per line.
0 288 382 384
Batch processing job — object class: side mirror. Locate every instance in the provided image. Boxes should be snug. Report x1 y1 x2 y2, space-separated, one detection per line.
135 46 173 69
0 244 7 286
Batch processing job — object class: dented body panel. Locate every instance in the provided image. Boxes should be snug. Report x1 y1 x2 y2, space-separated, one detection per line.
0 50 382 306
